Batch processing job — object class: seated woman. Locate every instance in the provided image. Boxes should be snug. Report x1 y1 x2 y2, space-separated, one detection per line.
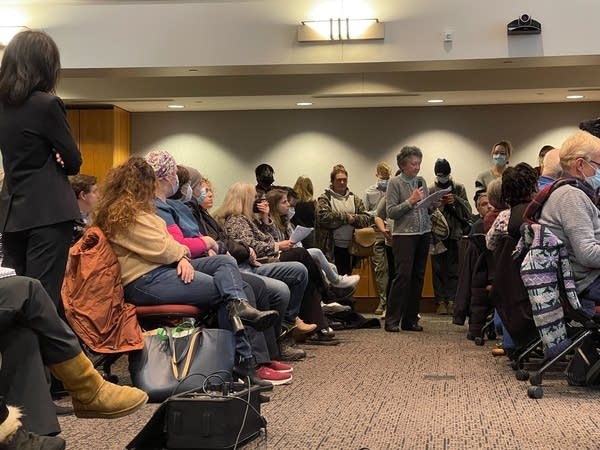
146 153 292 385
266 187 360 289
90 157 278 379
0 275 147 442
215 182 335 342
183 171 309 362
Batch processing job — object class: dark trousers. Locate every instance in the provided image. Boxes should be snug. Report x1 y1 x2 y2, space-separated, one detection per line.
384 245 395 305
431 239 459 304
0 276 82 435
2 221 73 313
385 234 430 328
333 246 353 276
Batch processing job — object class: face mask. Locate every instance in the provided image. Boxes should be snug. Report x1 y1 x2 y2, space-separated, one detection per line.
436 176 449 185
167 176 179 198
493 154 507 167
584 164 600 191
288 207 295 220
376 179 388 191
195 187 207 204
181 183 193 203
259 175 274 186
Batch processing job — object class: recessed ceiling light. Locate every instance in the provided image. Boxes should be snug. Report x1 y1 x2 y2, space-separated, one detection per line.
167 104 185 109
566 95 584 99
427 99 444 103
296 102 313 106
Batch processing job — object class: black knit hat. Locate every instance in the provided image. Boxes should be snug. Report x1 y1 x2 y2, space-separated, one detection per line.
580 118 600 138
434 158 451 176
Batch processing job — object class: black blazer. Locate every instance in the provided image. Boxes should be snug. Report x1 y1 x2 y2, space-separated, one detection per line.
0 92 82 232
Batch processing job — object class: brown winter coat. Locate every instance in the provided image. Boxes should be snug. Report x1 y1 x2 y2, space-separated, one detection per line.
61 227 144 353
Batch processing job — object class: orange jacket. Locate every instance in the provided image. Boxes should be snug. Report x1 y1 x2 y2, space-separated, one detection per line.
62 226 144 353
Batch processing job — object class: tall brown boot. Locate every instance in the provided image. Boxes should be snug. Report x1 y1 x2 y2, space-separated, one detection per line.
49 352 148 419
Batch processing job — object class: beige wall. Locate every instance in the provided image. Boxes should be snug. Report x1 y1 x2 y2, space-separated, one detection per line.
131 102 600 209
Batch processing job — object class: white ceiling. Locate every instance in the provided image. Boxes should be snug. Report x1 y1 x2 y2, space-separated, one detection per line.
57 54 600 112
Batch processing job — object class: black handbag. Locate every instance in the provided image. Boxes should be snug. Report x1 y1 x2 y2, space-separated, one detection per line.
129 326 235 403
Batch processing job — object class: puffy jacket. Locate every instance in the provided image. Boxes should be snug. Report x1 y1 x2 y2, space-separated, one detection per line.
62 227 144 354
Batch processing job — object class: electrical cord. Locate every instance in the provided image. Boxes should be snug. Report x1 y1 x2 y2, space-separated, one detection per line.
233 375 251 450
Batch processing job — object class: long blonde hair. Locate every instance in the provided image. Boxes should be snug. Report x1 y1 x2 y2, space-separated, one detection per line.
213 182 256 225
293 176 314 202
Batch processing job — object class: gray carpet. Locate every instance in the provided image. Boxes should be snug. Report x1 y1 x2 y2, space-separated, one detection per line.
58 315 600 449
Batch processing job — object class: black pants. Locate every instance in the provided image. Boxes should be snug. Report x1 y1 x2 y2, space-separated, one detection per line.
385 234 430 328
384 245 395 305
0 276 82 435
333 246 353 275
2 221 74 313
431 239 459 304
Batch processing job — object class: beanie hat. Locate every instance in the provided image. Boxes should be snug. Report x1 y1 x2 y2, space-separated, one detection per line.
145 150 177 179
185 166 203 188
434 158 451 176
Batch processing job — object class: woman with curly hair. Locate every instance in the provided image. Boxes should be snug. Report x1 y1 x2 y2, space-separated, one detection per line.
91 157 277 337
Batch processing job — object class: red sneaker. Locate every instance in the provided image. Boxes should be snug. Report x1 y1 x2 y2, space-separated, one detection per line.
267 360 293 373
256 366 293 385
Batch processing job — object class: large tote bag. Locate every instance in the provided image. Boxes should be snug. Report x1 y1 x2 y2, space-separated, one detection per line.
129 327 235 403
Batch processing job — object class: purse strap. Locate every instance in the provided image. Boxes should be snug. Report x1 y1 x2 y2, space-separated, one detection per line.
167 328 201 381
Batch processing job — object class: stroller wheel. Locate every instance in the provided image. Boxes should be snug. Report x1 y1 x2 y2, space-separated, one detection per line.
529 373 542 386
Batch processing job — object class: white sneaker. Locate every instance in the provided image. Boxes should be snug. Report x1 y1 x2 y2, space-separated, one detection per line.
332 274 360 289
321 301 351 314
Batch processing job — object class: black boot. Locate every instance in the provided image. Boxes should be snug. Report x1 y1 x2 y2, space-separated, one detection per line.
233 356 273 392
228 299 279 333
0 399 66 450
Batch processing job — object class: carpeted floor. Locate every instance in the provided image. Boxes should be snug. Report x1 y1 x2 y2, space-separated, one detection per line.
58 315 600 449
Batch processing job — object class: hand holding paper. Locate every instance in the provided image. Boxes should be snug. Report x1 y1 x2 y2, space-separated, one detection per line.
290 226 313 244
416 187 452 209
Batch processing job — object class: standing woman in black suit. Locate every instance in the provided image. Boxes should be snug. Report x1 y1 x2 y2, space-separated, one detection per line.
0 31 82 311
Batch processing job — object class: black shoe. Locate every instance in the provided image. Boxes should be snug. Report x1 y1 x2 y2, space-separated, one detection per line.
384 325 401 333
401 324 423 332
54 402 74 416
233 356 273 392
228 299 279 333
279 341 306 361
6 428 66 450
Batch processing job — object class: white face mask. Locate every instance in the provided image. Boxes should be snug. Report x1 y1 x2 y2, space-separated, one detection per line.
181 183 193 202
288 206 296 220
166 176 179 198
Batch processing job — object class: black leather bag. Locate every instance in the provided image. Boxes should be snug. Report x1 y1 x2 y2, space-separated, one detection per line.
129 326 235 403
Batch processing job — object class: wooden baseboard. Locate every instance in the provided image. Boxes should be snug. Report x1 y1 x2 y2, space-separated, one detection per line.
354 297 437 314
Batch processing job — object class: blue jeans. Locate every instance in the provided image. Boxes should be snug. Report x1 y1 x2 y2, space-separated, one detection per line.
241 261 308 323
124 254 253 358
493 310 515 351
306 247 339 284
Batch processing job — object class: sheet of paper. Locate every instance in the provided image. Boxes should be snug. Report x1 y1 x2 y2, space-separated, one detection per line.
415 187 452 209
290 226 313 244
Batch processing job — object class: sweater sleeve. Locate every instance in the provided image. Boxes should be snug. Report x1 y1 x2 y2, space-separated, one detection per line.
113 213 187 264
386 177 413 220
316 194 349 229
165 223 208 258
486 209 510 251
224 215 277 258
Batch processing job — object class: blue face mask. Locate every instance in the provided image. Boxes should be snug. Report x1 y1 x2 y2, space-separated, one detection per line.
493 154 507 167
377 179 389 191
196 187 207 204
584 162 600 191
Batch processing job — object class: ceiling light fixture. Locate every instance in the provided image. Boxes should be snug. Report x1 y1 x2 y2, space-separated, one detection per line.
427 99 444 103
565 95 584 99
296 102 313 106
298 18 384 42
167 104 185 109
0 26 29 49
